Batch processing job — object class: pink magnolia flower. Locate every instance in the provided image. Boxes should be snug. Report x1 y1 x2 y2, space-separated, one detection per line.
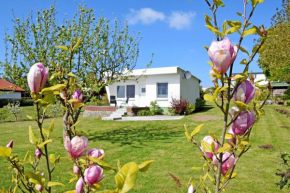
76 177 84 193
188 184 195 193
27 63 49 93
36 172 45 192
35 149 42 159
84 164 104 186
64 136 88 159
6 140 13 148
232 110 255 135
88 148 104 160
213 152 235 175
208 38 238 74
73 166 80 174
201 136 220 159
234 80 255 104
72 90 83 106
227 127 236 146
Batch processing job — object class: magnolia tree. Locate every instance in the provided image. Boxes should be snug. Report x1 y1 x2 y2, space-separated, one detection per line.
184 0 271 192
0 40 153 193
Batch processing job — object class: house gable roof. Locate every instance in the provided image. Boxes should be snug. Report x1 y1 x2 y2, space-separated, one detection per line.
0 79 25 92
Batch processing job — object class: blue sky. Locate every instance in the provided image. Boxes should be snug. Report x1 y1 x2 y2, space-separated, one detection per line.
0 0 282 86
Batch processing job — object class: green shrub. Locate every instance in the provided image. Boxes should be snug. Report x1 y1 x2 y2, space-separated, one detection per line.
20 98 34 106
0 107 9 121
281 94 290 100
194 98 206 112
137 110 154 116
87 94 109 106
186 102 195 115
287 100 290 106
150 100 163 115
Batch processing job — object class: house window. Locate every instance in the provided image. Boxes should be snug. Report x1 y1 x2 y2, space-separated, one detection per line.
117 86 125 98
141 88 146 93
126 85 135 98
157 83 168 98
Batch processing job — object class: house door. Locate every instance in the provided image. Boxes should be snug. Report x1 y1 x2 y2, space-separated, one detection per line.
139 84 146 107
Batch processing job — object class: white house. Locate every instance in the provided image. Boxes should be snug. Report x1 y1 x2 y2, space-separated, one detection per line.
105 66 200 108
0 79 25 100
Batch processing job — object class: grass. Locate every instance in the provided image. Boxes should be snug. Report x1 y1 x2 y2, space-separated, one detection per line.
0 103 289 192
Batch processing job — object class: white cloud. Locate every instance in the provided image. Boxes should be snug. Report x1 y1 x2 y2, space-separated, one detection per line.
126 8 165 25
168 11 196 30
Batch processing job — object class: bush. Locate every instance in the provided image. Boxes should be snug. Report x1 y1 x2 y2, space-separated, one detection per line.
170 97 189 115
20 98 34 106
7 101 22 121
281 94 290 100
137 110 154 116
287 100 290 106
150 100 162 115
194 98 206 112
186 102 195 115
87 94 109 106
49 101 62 117
0 107 9 121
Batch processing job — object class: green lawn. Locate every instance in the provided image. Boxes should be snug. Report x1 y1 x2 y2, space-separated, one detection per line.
0 103 289 192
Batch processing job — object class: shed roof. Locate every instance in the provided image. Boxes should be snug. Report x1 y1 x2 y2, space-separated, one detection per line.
0 79 25 92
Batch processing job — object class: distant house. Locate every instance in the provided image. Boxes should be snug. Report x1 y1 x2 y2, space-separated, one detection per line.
106 66 201 108
0 79 25 100
233 72 289 97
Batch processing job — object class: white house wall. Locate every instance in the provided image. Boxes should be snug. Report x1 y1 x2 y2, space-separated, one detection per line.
0 92 22 99
180 75 200 105
106 74 181 107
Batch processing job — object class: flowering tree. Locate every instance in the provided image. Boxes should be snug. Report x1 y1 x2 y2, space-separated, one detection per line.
184 0 271 192
0 40 152 193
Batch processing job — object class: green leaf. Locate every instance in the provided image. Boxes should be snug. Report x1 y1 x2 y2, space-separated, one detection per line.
192 167 202 170
239 46 250 56
50 60 57 68
227 21 242 29
240 59 248 64
204 94 214 102
250 0 264 7
25 172 43 185
73 103 84 110
47 181 65 187
201 140 213 153
204 14 213 27
184 124 192 142
236 12 243 16
37 139 53 149
48 119 54 134
23 150 30 162
205 25 223 37
57 46 68 51
88 157 116 171
67 72 75 77
252 44 266 53
225 133 234 139
50 154 56 164
115 162 139 193
67 99 80 104
73 38 81 50
209 131 217 141
214 0 225 7
204 46 209 51
225 27 236 35
71 121 80 128
207 61 213 67
138 160 154 172
243 26 261 37
232 74 246 80
233 101 249 111
191 124 205 136
29 126 37 144
222 20 228 33
217 143 231 153
0 147 12 157
26 115 34 120
40 84 66 94
219 86 228 92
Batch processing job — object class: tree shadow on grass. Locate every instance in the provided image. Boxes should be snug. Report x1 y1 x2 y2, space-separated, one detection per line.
87 125 182 147
195 105 214 113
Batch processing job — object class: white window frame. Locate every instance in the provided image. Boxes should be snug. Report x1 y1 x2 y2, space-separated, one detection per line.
116 84 136 99
156 82 168 99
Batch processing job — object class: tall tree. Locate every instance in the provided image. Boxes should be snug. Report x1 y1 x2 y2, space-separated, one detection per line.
0 4 151 96
258 0 290 82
